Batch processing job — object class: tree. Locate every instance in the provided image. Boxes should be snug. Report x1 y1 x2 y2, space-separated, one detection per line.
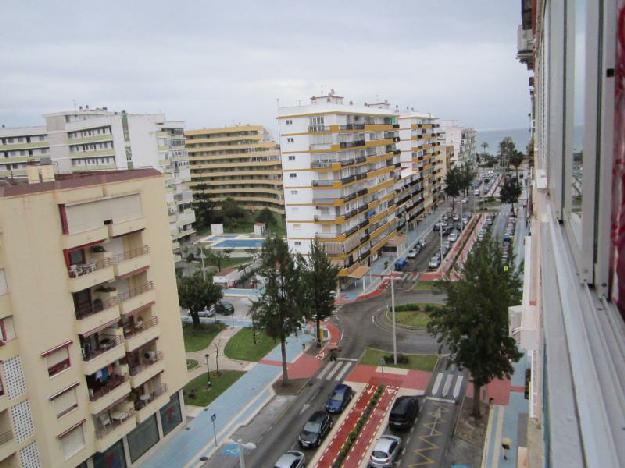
481 141 489 156
500 177 522 215
459 163 476 197
444 167 462 210
509 150 524 180
255 208 276 227
222 197 248 228
427 235 522 417
201 247 228 272
177 273 223 329
251 234 304 384
300 240 339 347
192 184 220 230
498 137 516 172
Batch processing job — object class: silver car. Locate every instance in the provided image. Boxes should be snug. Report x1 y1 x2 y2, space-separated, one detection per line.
274 450 305 468
369 435 401 467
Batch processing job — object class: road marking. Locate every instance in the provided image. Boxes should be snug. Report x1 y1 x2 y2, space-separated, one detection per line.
371 315 375 324
317 361 336 380
299 403 310 415
452 375 464 401
335 362 352 381
431 372 444 396
326 361 347 380
441 373 453 397
337 357 357 362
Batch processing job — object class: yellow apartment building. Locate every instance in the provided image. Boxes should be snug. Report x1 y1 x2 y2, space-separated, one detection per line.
0 166 186 467
185 125 284 214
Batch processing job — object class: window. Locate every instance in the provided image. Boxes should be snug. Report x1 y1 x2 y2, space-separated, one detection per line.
285 120 293 125
45 346 71 377
294 241 302 246
93 440 126 468
287 137 294 143
60 423 85 460
293 224 301 229
290 190 298 195
288 156 295 160
160 393 183 436
289 173 297 178
127 415 159 462
51 385 79 418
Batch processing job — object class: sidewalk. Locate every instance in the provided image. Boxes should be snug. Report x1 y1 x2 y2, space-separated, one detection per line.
337 202 449 303
139 332 315 468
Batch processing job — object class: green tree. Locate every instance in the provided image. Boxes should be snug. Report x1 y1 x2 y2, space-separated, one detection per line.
177 273 223 329
427 236 522 417
509 150 524 180
201 247 228 273
444 166 462 210
459 163 476 197
500 177 522 215
192 184 220 230
251 234 304 384
222 197 248 228
301 240 339 347
498 137 516 172
255 208 276 227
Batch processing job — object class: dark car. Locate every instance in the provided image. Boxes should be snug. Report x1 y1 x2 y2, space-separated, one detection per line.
210 301 234 315
298 411 333 448
389 396 419 430
325 383 353 414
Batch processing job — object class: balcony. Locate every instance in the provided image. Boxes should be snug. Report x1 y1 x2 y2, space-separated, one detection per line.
75 293 120 336
129 351 164 388
107 218 145 237
94 407 136 453
312 180 335 187
68 259 115 293
62 226 109 250
0 429 17 463
119 282 155 316
135 384 169 423
0 294 10 321
89 376 132 415
339 140 365 149
308 125 329 133
82 334 126 376
124 317 160 353
113 246 150 278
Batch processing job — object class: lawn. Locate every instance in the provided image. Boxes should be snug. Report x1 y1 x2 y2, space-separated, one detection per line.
183 322 226 352
183 370 245 407
186 359 199 370
359 347 438 372
224 327 276 361
413 281 447 293
394 311 431 329
220 256 253 269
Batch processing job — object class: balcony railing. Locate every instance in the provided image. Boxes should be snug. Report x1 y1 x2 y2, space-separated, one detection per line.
75 296 119 320
339 140 365 149
308 125 329 133
123 316 158 339
129 351 163 376
312 180 334 187
95 407 135 437
118 282 154 303
89 375 127 401
82 335 123 362
68 258 111 278
111 246 150 264
134 383 168 410
0 429 13 446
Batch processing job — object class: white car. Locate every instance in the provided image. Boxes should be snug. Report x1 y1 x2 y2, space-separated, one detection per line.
428 256 440 270
407 249 418 259
369 435 402 468
448 231 458 243
275 451 305 468
197 306 215 318
461 198 468 204
474 189 480 196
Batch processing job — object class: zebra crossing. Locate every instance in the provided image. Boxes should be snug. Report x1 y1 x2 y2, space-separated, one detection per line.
316 359 354 382
428 366 466 403
402 271 419 282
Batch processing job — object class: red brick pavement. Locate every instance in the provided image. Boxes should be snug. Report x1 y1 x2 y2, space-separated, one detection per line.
345 364 431 391
466 378 514 405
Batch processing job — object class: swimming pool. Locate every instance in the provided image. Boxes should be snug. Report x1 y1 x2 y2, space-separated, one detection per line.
212 238 265 249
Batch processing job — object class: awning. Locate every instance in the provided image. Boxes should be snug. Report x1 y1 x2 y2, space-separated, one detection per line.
41 339 73 357
386 234 406 247
347 265 369 279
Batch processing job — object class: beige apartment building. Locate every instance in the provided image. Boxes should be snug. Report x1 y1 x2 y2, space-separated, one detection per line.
185 125 284 214
0 166 186 467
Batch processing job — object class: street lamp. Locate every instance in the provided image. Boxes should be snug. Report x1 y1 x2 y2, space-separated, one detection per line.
199 249 207 281
204 353 212 387
236 440 256 468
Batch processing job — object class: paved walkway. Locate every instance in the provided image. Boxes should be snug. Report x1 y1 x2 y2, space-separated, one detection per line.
346 363 431 391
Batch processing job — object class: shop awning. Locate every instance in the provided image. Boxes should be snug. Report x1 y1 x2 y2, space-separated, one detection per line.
348 265 369 279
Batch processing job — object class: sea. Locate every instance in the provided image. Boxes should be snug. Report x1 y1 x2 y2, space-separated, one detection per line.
476 126 584 153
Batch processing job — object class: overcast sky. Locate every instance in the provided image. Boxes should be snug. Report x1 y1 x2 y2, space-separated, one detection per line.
1 0 530 134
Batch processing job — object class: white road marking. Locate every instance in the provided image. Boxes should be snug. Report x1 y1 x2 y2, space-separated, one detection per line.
453 375 464 401
326 361 347 380
336 362 352 381
317 361 336 380
431 372 444 396
337 357 358 362
441 373 453 397
299 403 310 415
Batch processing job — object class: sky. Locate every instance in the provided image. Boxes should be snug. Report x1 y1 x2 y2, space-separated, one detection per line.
0 0 531 134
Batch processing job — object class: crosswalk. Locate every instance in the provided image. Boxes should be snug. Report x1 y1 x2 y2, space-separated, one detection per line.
316 360 354 382
429 367 466 402
402 272 419 282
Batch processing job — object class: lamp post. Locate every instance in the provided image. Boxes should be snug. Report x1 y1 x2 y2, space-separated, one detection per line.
199 249 207 281
236 440 256 468
204 353 212 387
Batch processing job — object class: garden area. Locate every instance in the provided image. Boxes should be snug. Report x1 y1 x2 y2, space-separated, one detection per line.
183 370 245 407
183 322 225 352
224 327 276 361
359 347 438 372
388 302 443 329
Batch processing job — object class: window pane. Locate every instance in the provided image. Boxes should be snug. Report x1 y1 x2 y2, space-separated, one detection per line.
159 392 183 436
127 415 159 462
571 0 586 227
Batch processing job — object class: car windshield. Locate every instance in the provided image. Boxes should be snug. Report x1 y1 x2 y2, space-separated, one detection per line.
372 450 389 459
331 392 344 403
303 421 321 433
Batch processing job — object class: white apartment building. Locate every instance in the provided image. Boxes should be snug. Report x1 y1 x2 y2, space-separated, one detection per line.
278 94 401 282
0 109 195 258
438 120 476 166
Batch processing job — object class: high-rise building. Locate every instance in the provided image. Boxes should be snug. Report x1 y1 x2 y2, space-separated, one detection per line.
185 125 284 214
398 113 442 215
438 120 475 166
277 93 401 281
0 109 195 259
0 166 186 468
513 0 625 467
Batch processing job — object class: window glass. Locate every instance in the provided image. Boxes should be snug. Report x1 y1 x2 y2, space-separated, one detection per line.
93 439 126 468
127 415 159 462
159 393 182 436
570 0 586 236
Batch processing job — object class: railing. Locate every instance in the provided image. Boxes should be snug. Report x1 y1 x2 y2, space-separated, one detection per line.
94 407 135 437
48 358 71 377
312 180 334 187
0 429 13 446
129 351 163 376
82 335 123 362
135 383 168 410
341 175 355 184
68 258 111 278
123 316 158 339
111 246 150 264
89 375 127 401
339 124 365 130
339 140 365 149
118 282 154 303
75 296 119 320
308 125 329 133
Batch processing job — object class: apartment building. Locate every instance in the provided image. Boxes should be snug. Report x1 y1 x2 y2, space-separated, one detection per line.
512 0 625 467
398 114 442 215
278 93 401 281
0 166 186 468
0 109 195 259
185 125 284 214
438 120 475 166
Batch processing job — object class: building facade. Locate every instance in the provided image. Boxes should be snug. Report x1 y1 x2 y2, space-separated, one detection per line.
278 94 401 280
0 109 195 259
0 167 187 468
513 0 625 467
438 120 475 166
185 125 284 214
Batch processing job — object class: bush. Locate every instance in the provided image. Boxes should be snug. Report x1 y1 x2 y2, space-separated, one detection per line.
424 304 436 313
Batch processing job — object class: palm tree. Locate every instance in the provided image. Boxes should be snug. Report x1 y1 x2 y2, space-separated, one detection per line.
481 141 489 156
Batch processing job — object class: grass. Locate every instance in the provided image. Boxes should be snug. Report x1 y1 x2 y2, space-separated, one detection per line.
183 370 245 407
224 327 276 361
413 280 445 292
394 311 431 328
359 347 438 372
186 359 199 370
183 322 226 352
219 256 253 269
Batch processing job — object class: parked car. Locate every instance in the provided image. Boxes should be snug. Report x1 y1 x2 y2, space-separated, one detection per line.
298 411 332 448
369 435 402 467
389 396 419 430
394 258 408 271
474 189 480 196
325 383 353 414
448 231 458 243
407 249 418 259
428 256 441 270
210 301 235 315
197 306 216 318
453 214 460 222
417 239 426 250
461 198 468 204
486 216 494 225
433 223 441 231
274 451 305 468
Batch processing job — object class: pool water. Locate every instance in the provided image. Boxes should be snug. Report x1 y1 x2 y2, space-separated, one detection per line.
213 238 264 249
